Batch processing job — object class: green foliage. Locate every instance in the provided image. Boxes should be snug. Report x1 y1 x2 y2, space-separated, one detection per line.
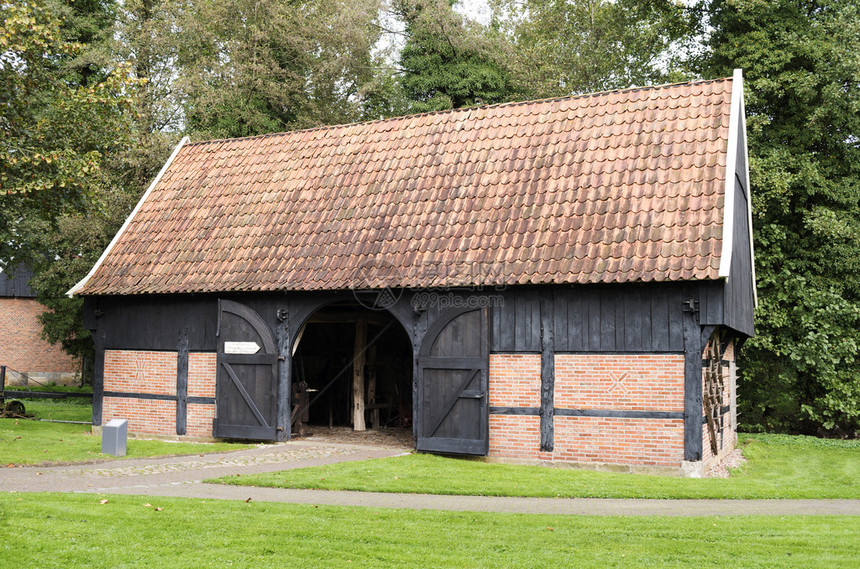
58 0 118 86
397 0 515 112
495 0 699 98
0 0 141 229
180 0 384 139
702 0 860 435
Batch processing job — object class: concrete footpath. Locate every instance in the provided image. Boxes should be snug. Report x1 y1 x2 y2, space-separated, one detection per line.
2 440 858 516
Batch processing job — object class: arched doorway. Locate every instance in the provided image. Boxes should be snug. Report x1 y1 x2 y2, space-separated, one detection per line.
291 301 413 438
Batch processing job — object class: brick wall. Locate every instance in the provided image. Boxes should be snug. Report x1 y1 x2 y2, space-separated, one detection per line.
554 354 684 412
488 352 686 467
187 353 217 437
489 414 541 460
187 403 216 437
102 397 176 436
553 416 684 466
104 350 177 395
0 298 79 374
488 354 541 408
188 352 217 398
102 349 217 437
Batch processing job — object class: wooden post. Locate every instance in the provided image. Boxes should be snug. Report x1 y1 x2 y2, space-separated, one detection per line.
683 305 704 462
539 292 555 452
368 342 379 430
353 319 367 431
276 309 291 442
0 365 6 404
93 330 105 427
176 329 189 436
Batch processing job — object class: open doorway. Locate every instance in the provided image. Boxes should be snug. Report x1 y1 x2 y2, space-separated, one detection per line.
291 302 413 443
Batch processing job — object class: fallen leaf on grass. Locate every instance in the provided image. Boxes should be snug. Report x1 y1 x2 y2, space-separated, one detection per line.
154 507 163 512
144 504 153 508
245 497 252 503
99 499 109 504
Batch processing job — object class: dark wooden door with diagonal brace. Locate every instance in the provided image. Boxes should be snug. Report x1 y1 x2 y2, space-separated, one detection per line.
417 307 489 455
214 300 279 440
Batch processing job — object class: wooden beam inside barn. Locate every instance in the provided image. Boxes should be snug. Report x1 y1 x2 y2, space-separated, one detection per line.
367 342 378 430
353 319 367 431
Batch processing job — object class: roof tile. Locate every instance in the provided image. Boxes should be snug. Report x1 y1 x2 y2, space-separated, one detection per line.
78 78 735 295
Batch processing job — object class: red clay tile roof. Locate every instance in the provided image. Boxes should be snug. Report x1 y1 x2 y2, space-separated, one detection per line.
76 78 733 295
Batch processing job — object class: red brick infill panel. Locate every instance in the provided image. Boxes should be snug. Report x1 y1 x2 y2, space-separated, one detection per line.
102 350 216 437
102 397 176 435
188 352 216 398
551 416 684 466
489 415 541 460
554 354 684 411
488 353 541 407
187 402 215 437
488 352 687 467
104 350 178 395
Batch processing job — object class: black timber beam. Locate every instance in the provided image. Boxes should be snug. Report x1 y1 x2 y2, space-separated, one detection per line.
539 292 555 452
683 299 704 462
92 330 105 427
276 307 291 442
176 329 189 436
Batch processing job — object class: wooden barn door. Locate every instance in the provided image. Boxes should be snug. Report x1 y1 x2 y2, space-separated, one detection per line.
417 307 489 455
214 300 279 440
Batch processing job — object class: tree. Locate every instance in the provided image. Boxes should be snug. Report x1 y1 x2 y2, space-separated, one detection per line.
396 0 516 112
0 0 141 260
58 0 118 87
1 0 143 376
494 0 698 99
180 0 384 139
702 0 860 435
109 0 184 190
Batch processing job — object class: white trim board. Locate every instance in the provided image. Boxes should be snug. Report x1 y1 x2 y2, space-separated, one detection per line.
718 69 757 306
719 69 742 279
67 136 190 297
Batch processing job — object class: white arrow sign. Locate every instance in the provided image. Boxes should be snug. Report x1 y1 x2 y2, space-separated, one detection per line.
224 341 261 355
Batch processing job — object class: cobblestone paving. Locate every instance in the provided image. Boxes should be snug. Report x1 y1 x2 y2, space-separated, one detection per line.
0 440 407 493
71 445 360 478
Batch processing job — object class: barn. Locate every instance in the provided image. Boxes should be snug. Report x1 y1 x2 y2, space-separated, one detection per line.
1 264 80 386
69 70 755 476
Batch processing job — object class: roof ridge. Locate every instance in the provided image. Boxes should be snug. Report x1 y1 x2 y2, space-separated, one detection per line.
182 76 733 148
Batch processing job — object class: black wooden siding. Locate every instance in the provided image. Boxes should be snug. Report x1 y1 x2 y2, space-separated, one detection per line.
722 176 755 337
86 276 754 356
492 284 700 354
0 265 36 298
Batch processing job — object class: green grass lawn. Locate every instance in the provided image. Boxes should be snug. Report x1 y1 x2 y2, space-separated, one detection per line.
15 398 93 422
214 434 860 500
0 400 251 465
1 493 856 569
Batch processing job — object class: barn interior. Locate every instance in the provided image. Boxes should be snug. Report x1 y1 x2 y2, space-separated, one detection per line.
291 302 413 436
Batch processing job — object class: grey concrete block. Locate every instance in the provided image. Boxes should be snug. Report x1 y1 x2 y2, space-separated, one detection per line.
102 419 128 457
